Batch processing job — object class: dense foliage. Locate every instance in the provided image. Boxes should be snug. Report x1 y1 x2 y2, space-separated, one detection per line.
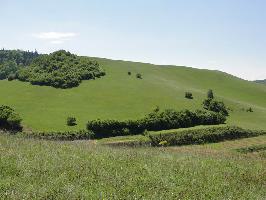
87 109 226 138
203 98 229 116
0 105 22 131
0 49 39 80
23 130 94 140
149 126 266 146
17 50 105 88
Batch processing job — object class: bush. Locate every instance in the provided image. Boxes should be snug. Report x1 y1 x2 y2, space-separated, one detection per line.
136 73 142 79
67 116 77 126
185 92 193 99
128 71 131 75
0 105 22 131
246 107 253 112
7 73 16 81
86 109 226 138
203 98 229 116
149 126 266 146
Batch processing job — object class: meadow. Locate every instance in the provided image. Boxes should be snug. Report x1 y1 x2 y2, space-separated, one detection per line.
0 57 266 131
0 133 265 199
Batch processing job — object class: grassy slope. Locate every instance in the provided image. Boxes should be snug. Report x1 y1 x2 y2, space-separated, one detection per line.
0 134 265 199
0 58 266 131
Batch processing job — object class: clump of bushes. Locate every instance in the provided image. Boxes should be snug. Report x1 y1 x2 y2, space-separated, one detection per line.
185 92 193 99
0 105 22 131
23 130 95 140
17 50 105 88
86 108 226 138
67 116 77 126
203 90 229 116
148 126 266 146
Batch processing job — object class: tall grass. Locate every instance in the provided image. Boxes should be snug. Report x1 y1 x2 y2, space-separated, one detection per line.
0 134 265 199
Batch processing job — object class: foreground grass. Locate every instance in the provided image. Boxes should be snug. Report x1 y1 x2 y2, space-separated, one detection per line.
0 134 265 199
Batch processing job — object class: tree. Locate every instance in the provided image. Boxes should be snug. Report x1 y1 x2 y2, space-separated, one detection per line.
207 89 214 99
128 71 131 75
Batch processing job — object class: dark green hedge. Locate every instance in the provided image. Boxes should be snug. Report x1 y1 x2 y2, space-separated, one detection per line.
87 109 226 138
22 130 94 141
148 126 266 146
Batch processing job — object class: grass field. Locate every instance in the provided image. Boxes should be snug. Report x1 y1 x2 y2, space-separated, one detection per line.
0 133 265 199
1 58 266 131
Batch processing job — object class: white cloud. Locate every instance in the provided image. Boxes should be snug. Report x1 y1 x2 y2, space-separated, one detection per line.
32 32 78 44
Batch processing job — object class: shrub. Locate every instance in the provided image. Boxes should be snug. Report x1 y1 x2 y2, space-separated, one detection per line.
203 98 229 116
128 71 131 75
7 73 16 81
207 89 214 99
67 116 77 126
136 73 142 79
149 126 266 146
86 109 226 138
0 105 22 131
185 92 193 99
246 107 253 112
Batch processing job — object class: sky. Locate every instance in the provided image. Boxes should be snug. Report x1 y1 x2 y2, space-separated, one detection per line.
0 0 265 80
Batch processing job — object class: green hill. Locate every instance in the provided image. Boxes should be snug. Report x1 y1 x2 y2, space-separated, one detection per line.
0 56 266 131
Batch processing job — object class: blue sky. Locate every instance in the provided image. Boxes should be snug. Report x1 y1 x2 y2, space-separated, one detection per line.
1 0 265 80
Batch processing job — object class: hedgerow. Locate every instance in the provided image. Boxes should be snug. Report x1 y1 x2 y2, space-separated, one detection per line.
87 109 226 138
22 130 95 140
148 126 266 146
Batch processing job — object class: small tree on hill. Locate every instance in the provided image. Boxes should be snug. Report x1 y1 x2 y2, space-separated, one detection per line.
207 89 214 99
128 71 131 75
